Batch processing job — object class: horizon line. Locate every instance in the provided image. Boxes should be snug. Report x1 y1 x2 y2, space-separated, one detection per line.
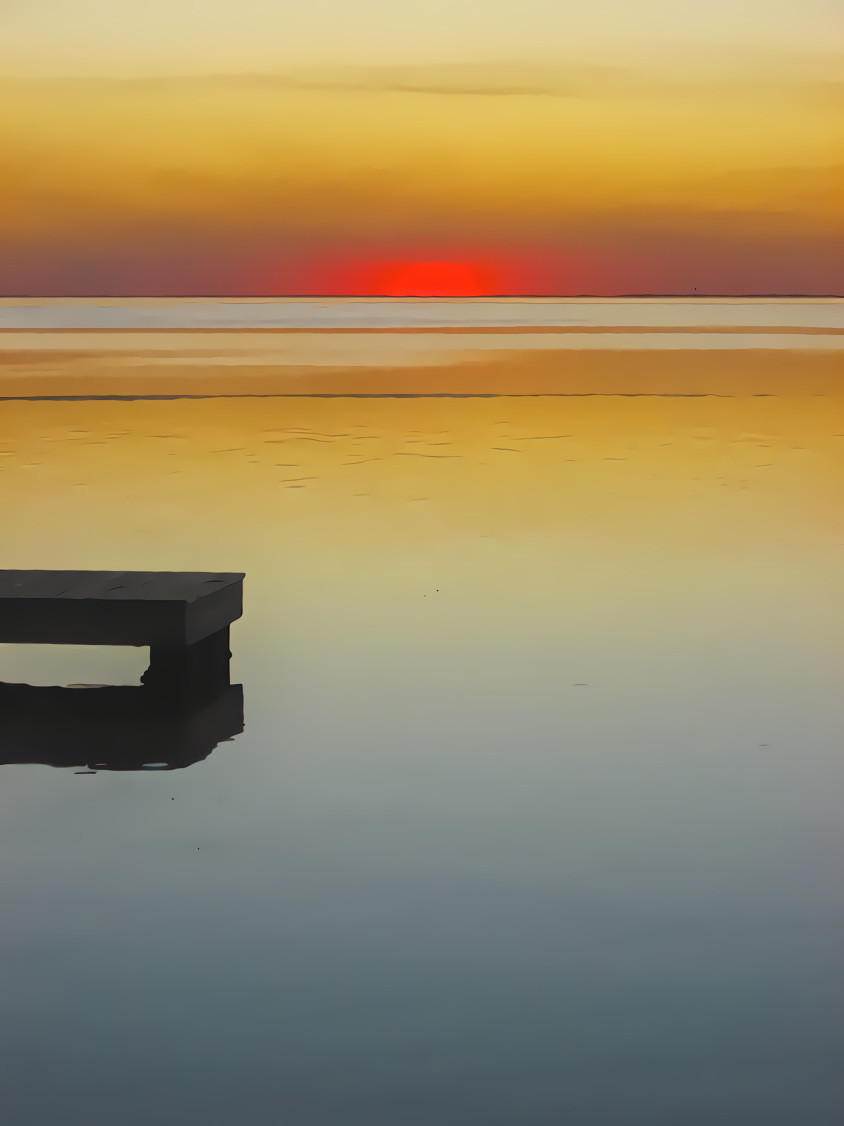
2 293 842 301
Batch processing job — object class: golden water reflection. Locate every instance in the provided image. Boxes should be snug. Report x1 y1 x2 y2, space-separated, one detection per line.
1 378 842 1124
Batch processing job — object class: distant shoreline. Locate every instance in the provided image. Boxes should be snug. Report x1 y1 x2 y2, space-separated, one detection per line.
2 294 842 301
1 325 842 335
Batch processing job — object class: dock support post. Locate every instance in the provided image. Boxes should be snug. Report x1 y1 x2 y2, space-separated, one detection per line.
142 626 231 700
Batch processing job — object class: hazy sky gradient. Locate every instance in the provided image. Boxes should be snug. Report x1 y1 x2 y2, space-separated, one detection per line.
1 2 841 294
3 2 842 73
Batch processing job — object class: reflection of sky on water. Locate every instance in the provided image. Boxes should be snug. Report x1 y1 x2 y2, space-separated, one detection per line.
0 376 842 1124
2 297 842 331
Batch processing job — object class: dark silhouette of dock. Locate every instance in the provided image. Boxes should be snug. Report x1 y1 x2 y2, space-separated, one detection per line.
0 570 245 771
0 682 243 771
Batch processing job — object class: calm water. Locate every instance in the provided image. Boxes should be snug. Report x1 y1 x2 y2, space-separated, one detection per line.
1 361 843 1122
3 296 842 330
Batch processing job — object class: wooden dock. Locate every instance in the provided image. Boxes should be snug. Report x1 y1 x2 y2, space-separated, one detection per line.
0 570 244 697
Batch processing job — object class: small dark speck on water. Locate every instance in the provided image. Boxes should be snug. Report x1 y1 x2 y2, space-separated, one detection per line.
573 683 588 686
74 771 97 775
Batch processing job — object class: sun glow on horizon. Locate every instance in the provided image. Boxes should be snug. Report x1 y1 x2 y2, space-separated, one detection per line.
366 261 499 297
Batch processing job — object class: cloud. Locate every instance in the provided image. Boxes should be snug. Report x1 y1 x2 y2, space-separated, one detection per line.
5 53 843 98
0 63 620 98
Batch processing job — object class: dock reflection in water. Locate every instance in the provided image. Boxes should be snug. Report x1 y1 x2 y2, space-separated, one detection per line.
0 680 244 772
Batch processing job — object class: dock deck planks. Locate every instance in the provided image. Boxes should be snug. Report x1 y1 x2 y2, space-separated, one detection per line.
0 570 244 697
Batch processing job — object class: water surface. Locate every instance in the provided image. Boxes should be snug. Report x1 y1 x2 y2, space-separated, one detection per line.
1 348 842 1123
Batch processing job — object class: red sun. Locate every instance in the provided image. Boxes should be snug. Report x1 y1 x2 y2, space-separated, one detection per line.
368 260 497 297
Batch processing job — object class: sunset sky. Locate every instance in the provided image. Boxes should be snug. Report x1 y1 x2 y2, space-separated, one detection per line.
1 1 842 295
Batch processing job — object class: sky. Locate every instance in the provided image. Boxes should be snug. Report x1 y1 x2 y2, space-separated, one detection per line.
1 1 842 294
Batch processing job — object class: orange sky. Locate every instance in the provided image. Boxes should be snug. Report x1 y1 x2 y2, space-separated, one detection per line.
1 4 841 293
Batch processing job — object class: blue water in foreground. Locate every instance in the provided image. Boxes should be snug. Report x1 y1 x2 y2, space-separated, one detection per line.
0 365 842 1125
